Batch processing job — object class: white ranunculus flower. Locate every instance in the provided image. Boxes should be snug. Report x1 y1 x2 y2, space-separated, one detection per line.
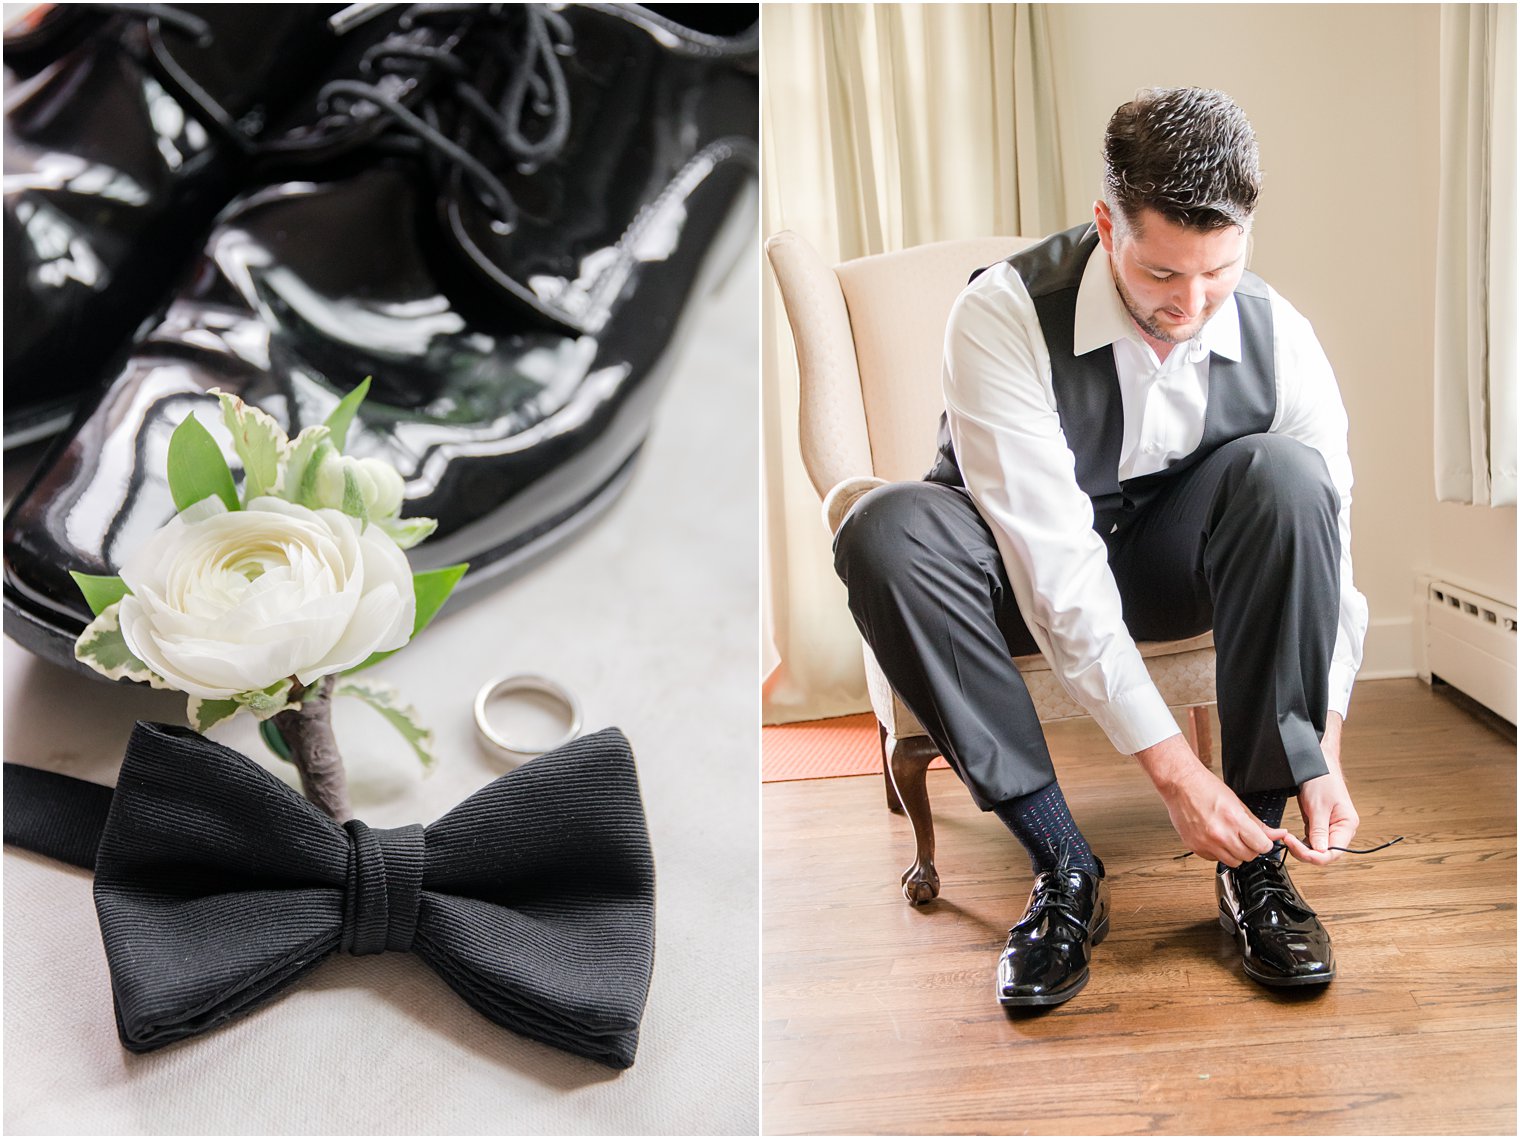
312 454 406 520
116 495 415 699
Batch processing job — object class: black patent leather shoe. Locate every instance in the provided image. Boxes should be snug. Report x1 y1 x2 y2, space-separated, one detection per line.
1217 849 1335 986
3 4 345 448
3 4 757 675
997 852 1110 1007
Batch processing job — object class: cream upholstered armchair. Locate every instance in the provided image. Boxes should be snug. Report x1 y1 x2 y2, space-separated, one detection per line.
765 230 1218 904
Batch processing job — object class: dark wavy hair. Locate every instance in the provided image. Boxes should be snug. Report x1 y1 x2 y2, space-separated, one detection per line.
1103 87 1260 233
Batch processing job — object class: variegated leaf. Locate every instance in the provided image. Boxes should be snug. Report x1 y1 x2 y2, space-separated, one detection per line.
212 389 288 502
75 603 169 688
188 697 241 732
337 677 436 771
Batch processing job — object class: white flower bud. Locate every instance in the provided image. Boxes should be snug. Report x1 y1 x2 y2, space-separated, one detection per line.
313 454 406 520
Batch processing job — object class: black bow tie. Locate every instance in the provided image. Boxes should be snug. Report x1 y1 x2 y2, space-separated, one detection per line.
4 721 656 1070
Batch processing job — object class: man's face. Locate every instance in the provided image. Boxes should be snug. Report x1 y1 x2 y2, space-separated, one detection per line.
1094 202 1250 346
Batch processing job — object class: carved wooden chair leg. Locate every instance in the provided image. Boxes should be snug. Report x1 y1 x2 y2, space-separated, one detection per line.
886 734 940 904
1187 705 1214 768
880 723 904 813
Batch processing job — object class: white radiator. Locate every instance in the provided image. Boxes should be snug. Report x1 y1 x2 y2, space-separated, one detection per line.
1424 580 1517 723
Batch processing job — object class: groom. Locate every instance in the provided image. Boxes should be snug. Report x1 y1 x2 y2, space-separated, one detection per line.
833 87 1367 1004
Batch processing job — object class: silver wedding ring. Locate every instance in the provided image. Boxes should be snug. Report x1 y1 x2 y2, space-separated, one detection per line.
473 673 583 758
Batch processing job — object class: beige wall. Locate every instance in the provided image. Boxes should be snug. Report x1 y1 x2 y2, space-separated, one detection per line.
1045 3 1515 683
1431 501 1518 604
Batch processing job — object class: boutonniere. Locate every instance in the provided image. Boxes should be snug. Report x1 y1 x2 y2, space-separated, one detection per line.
70 380 466 820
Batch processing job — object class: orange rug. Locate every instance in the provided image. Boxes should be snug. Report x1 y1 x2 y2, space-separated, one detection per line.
762 712 950 782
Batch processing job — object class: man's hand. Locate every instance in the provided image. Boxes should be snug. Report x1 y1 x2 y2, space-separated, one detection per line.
1297 712 1358 863
1135 734 1285 866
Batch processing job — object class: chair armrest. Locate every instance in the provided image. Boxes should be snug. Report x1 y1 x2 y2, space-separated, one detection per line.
822 476 888 535
765 230 874 499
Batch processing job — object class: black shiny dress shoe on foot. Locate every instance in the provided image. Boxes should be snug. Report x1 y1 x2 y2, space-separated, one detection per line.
3 4 345 447
3 3 758 674
1217 849 1335 987
997 852 1110 1008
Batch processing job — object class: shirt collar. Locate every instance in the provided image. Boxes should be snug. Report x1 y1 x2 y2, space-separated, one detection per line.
1072 240 1242 362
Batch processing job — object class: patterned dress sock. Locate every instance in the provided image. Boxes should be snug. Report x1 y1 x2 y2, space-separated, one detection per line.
990 780 1101 875
1219 786 1295 873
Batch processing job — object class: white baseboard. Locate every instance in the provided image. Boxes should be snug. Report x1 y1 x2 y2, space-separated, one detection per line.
1359 615 1418 680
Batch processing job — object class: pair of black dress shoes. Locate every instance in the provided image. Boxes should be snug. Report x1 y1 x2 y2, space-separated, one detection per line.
3 3 757 675
996 846 1334 1007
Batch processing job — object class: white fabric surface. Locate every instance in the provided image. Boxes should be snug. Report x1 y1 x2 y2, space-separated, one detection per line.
944 246 1368 756
2 260 760 1135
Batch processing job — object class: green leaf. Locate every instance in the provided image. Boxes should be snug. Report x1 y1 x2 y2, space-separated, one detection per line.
410 563 469 637
69 572 130 617
283 425 334 509
74 604 168 688
337 677 436 771
324 376 372 453
213 390 287 502
167 412 240 514
188 697 241 733
377 515 438 551
346 563 469 673
341 465 369 526
259 719 294 764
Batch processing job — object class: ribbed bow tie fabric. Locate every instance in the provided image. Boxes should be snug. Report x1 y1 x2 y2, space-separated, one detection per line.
4 721 656 1070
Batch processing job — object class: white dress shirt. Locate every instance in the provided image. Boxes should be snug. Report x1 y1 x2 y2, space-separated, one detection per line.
942 243 1368 757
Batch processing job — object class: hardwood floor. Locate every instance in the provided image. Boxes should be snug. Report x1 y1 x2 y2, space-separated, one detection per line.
761 679 1516 1135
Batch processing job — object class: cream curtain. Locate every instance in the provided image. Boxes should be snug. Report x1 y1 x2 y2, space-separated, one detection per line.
762 4 1067 723
1434 4 1517 507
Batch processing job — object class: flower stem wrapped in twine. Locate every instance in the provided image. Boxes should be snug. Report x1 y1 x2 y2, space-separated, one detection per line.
271 676 352 821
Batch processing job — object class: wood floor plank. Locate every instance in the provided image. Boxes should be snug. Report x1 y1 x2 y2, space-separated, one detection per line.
761 679 1516 1135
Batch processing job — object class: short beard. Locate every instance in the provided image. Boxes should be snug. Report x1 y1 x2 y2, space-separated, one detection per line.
1111 267 1195 345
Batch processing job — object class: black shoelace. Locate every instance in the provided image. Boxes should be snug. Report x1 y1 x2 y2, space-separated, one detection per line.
82 3 210 42
317 3 573 234
1172 835 1405 861
1018 836 1092 927
60 5 269 151
1227 846 1310 916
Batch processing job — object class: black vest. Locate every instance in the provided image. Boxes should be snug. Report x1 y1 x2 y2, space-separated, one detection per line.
925 223 1277 537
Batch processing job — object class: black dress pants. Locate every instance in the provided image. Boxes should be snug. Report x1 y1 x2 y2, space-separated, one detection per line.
833 434 1340 810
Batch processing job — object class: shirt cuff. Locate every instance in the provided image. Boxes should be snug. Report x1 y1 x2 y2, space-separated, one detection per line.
1087 682 1182 756
1328 661 1357 721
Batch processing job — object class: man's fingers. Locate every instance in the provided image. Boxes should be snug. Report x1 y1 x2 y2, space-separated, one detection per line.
1212 831 1271 867
1269 828 1331 865
1237 809 1276 851
1206 830 1256 866
1306 818 1331 852
1327 817 1358 858
1328 813 1359 841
